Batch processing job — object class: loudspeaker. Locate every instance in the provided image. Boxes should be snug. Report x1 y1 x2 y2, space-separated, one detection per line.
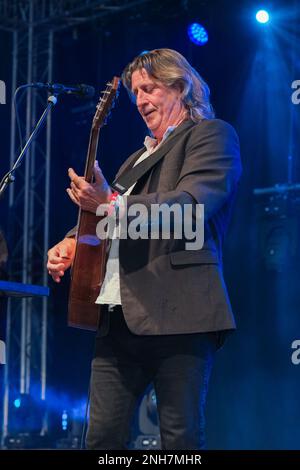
129 385 161 449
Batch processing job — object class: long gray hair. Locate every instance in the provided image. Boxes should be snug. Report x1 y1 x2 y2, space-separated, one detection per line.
122 48 215 121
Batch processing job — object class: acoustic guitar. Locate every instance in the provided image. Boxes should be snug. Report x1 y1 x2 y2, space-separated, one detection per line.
68 77 120 330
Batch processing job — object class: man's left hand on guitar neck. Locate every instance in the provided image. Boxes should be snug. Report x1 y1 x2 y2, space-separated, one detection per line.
66 160 112 213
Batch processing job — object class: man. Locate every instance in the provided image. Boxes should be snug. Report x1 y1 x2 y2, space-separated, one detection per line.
47 49 241 449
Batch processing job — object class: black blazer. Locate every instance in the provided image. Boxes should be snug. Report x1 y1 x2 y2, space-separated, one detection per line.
68 119 242 336
107 118 241 335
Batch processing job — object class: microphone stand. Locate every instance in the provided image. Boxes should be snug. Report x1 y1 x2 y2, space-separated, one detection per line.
0 94 58 200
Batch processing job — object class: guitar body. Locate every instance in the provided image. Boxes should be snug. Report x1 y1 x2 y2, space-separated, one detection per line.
68 211 108 330
68 77 119 330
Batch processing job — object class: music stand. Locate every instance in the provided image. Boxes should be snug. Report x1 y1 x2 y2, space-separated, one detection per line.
0 280 49 449
0 281 49 364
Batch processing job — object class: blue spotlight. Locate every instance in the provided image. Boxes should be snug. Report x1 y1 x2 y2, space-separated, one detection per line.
13 398 21 408
188 23 208 46
256 9 270 24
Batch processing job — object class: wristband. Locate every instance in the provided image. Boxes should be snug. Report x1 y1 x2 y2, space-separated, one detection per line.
107 191 120 216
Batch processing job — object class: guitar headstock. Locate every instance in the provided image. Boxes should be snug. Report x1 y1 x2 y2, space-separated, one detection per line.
93 76 120 129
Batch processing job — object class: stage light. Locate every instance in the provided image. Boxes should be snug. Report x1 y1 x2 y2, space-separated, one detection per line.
256 9 270 24
13 398 21 408
188 23 208 46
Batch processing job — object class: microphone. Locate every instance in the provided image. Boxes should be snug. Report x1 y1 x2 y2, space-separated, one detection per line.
29 82 95 98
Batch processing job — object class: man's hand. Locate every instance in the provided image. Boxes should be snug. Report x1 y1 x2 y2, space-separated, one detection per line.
66 161 112 213
47 238 76 283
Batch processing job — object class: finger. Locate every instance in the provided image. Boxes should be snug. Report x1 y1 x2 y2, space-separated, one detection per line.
68 168 83 187
48 268 60 279
70 185 81 200
47 268 62 277
47 255 65 264
47 262 65 272
93 160 105 184
60 247 72 259
49 270 65 282
66 188 80 206
70 182 80 194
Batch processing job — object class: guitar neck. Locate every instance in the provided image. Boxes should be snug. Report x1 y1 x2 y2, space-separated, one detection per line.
84 126 100 183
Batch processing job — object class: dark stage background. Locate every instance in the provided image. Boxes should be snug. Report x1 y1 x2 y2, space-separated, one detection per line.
0 0 300 449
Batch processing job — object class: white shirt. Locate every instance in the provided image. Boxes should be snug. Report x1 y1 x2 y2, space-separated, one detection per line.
96 127 175 305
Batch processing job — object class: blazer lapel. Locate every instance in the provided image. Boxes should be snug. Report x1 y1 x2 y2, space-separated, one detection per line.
112 120 195 193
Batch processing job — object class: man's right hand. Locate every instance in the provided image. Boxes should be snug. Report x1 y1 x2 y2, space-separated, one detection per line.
47 237 76 283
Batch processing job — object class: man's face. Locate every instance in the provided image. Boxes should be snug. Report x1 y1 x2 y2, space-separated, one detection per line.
131 68 185 141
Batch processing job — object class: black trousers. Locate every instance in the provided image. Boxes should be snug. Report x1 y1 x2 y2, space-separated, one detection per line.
86 306 218 450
